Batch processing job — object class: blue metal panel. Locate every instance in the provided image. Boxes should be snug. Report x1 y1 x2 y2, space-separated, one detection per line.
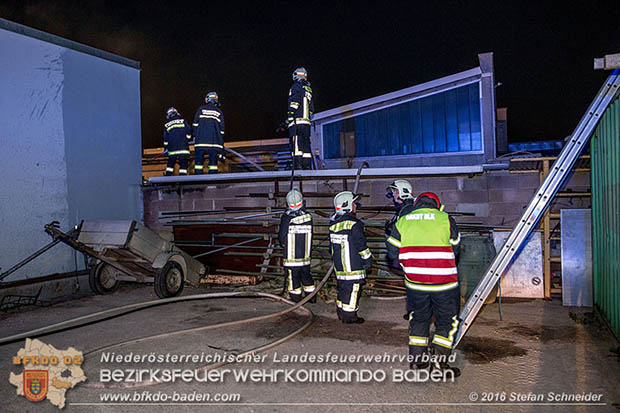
470 84 482 151
323 122 341 159
410 100 424 153
445 89 459 152
322 82 481 159
421 97 434 153
457 86 472 151
397 103 411 154
433 93 447 153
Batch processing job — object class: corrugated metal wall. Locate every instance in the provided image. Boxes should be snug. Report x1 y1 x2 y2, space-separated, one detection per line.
591 93 620 338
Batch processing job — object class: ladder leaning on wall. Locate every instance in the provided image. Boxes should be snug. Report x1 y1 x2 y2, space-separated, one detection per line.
454 69 620 347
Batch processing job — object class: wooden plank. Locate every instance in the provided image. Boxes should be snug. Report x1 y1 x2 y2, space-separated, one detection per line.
142 173 164 180
510 155 590 163
225 138 288 149
143 138 287 155
555 192 591 197
143 164 169 172
143 148 163 155
541 160 551 300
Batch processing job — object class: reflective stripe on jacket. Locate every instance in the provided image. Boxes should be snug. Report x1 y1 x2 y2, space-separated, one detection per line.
329 213 371 280
287 80 314 127
278 210 313 266
192 102 225 147
163 115 191 153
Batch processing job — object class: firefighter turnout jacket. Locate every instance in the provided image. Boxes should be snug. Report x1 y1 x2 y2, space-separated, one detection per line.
329 213 372 280
384 198 416 268
192 102 225 150
287 80 314 128
386 198 460 291
278 209 313 267
164 114 191 155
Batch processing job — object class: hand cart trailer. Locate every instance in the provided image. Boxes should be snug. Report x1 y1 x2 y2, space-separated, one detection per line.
44 220 206 299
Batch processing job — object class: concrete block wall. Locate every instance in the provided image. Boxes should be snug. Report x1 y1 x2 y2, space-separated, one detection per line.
143 167 590 233
142 169 590 234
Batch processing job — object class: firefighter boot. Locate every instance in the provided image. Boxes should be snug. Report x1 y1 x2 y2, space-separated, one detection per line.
410 361 430 370
305 292 317 304
302 157 312 170
342 312 365 324
431 360 461 377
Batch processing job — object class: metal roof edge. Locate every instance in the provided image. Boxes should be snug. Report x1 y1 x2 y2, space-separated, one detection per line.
0 17 140 69
148 165 484 184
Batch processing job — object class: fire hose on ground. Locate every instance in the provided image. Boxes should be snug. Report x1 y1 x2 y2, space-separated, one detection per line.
0 162 376 389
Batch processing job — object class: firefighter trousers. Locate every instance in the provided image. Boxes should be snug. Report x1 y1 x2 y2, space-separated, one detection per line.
194 148 219 174
407 285 460 361
336 279 365 322
166 154 189 175
286 266 315 302
289 124 312 170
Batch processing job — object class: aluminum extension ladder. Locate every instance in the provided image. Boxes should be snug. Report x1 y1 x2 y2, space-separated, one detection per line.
454 69 620 347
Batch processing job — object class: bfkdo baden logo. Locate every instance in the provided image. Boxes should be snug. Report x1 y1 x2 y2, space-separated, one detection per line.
24 370 49 402
9 338 86 409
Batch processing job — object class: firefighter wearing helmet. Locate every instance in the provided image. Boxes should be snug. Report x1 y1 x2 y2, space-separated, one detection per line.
386 192 462 376
287 67 314 170
278 189 315 302
192 91 225 174
329 191 372 323
385 179 416 267
163 107 191 175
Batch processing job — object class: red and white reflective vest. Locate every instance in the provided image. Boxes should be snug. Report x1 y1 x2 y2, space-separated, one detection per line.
386 207 460 292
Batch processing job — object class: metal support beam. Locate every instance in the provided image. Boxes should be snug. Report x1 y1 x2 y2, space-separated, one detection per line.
148 165 484 184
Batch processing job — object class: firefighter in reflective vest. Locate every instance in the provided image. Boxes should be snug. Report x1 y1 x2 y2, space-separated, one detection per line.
385 179 416 268
329 191 372 323
278 189 315 302
287 67 314 170
386 192 461 376
163 107 191 175
192 92 225 174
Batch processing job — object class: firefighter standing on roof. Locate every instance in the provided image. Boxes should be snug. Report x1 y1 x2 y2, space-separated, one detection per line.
287 67 314 170
163 107 191 176
192 92 225 174
329 191 372 323
278 189 316 302
386 192 461 376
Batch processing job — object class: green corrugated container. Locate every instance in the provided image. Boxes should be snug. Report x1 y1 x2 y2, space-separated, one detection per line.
591 92 620 339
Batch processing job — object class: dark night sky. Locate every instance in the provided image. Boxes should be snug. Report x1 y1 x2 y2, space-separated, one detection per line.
1 1 619 148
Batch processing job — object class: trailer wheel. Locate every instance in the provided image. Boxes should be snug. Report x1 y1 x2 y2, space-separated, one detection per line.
154 261 185 298
89 263 119 294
